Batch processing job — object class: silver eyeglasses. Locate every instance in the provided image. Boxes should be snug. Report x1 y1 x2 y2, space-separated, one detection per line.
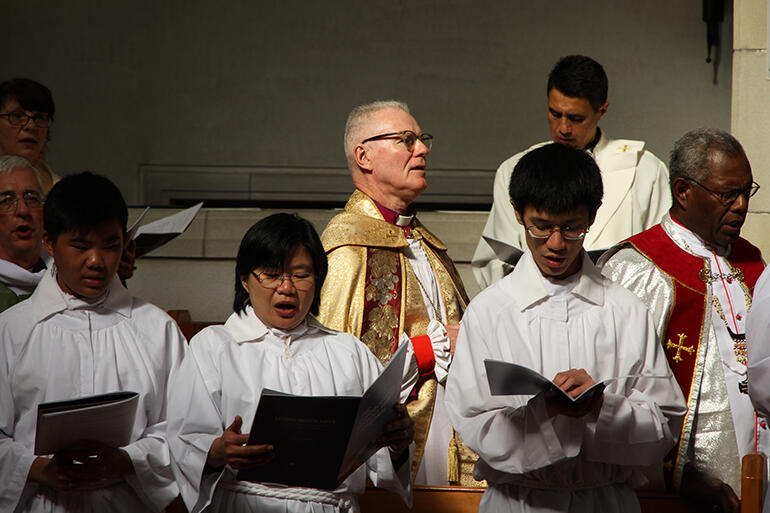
361 130 433 151
0 192 44 213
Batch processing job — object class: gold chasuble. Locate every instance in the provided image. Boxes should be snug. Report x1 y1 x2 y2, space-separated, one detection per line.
318 190 481 486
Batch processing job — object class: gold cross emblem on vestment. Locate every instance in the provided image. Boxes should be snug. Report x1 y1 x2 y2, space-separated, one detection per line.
620 144 631 152
666 333 694 363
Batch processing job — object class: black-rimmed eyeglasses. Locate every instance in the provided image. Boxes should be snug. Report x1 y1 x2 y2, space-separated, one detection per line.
0 112 51 128
361 130 433 152
686 178 760 205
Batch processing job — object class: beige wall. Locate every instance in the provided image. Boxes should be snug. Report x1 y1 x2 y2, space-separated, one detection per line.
4 1 733 205
732 0 770 256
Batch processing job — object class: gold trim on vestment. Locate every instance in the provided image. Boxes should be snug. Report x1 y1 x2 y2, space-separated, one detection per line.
318 190 482 487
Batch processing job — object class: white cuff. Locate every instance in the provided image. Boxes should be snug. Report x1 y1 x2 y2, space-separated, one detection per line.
427 320 452 384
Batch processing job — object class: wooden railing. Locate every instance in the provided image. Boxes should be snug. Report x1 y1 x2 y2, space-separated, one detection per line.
357 487 699 513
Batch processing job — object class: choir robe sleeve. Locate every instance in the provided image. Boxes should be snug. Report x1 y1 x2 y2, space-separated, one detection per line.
581 307 685 466
166 333 227 513
470 155 521 290
445 306 585 474
121 314 189 510
0 333 38 513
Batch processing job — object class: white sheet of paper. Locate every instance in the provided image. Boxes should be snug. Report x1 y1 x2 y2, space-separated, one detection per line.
133 202 203 257
126 206 150 242
337 341 408 483
482 235 524 266
134 202 203 238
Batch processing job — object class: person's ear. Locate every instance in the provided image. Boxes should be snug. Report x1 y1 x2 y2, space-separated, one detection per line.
671 178 691 210
240 275 251 294
354 144 374 172
43 231 55 256
588 202 601 227
596 101 609 120
511 201 526 227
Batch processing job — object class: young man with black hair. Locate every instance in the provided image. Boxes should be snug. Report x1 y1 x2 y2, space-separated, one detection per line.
472 54 670 289
446 143 685 513
0 172 186 513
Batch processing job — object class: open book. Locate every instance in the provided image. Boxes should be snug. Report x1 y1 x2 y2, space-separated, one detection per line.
237 342 408 490
128 202 204 258
484 359 605 405
484 359 670 407
34 391 139 455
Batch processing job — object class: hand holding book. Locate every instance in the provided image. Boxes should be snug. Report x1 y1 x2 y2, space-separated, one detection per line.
377 403 414 465
545 369 605 418
206 415 275 470
28 441 133 491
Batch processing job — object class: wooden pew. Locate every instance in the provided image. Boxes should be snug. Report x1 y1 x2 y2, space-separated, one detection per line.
359 454 765 513
357 487 700 513
167 309 218 341
166 310 765 513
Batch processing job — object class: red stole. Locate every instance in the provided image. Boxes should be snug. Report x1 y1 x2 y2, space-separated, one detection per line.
627 224 763 488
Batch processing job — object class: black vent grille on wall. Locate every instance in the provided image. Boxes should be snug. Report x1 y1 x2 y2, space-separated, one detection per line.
138 164 494 210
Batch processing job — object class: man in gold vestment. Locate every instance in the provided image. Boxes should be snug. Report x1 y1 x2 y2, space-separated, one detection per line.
317 100 480 486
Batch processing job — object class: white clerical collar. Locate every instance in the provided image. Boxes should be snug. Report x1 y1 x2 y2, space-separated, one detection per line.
227 305 336 343
511 249 605 310
394 214 413 227
29 267 132 323
662 212 729 259
540 271 580 297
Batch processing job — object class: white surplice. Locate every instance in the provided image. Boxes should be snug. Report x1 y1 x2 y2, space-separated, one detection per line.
402 238 454 485
471 131 670 289
0 269 187 513
445 251 685 513
166 307 412 513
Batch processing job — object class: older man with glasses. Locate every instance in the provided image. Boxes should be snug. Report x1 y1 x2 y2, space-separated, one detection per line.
317 100 481 487
0 155 49 313
599 128 765 513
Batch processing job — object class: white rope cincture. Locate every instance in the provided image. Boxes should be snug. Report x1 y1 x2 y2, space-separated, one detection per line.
220 480 353 511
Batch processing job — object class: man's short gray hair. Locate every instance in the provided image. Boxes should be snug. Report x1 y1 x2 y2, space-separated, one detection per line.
0 155 45 190
669 128 747 184
344 100 410 168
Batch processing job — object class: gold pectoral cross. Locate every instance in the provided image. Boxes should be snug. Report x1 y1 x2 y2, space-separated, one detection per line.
620 144 631 152
666 333 695 363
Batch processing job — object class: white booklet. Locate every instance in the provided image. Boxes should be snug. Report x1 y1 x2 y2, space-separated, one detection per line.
132 202 203 257
34 391 139 455
238 342 408 490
